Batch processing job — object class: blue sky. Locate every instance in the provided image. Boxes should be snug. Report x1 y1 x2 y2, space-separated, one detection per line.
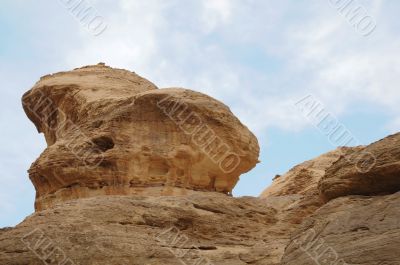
1 0 399 228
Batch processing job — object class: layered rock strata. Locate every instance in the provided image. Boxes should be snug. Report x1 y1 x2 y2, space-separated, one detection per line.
281 192 400 265
0 64 399 265
0 193 282 265
259 147 356 262
319 132 400 202
22 64 259 211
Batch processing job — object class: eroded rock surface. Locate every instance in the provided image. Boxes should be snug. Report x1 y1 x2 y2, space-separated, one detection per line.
2 64 399 265
319 133 400 202
281 192 400 265
258 148 356 262
260 147 353 223
279 134 400 265
22 64 259 211
261 147 355 197
0 193 282 265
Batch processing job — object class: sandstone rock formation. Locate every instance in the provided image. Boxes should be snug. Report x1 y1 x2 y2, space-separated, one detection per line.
22 64 259 211
260 147 360 221
0 193 279 265
279 133 400 265
1 64 399 265
319 132 400 202
281 192 400 265
261 146 354 200
258 147 356 262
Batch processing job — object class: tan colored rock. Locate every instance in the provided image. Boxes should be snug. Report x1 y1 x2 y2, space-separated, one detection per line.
0 193 280 265
261 147 354 198
281 192 400 265
258 148 355 262
2 142 398 264
319 133 400 202
9 62 399 264
22 64 259 211
260 147 356 221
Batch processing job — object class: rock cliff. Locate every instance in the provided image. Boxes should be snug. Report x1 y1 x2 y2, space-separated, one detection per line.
280 133 400 265
0 193 280 265
319 132 400 202
281 192 400 265
0 64 399 265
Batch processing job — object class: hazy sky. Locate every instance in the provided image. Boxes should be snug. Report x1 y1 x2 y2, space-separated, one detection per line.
1 0 399 228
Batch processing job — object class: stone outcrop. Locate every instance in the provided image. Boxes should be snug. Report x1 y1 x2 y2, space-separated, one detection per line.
1 64 399 265
261 147 354 198
22 64 259 211
260 147 358 221
258 147 355 262
281 192 400 265
280 133 400 264
319 132 400 202
0 193 280 265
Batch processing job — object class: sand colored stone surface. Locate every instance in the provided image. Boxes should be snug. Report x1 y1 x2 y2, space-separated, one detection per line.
22 64 259 211
1 64 399 264
319 132 400 202
281 192 400 265
0 193 283 265
260 147 355 223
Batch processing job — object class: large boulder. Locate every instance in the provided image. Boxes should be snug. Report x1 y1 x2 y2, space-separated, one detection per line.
319 133 400 202
22 64 259 211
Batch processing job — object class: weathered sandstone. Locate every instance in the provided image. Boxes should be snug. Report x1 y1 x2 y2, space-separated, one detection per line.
1 64 399 265
281 133 400 264
281 192 400 265
319 132 400 202
258 147 357 262
261 147 356 197
0 193 280 265
22 64 259 211
260 147 354 223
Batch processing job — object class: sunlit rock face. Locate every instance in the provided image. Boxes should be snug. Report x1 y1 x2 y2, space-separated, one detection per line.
22 64 259 211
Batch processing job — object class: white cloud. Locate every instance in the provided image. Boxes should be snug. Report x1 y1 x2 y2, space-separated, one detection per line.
201 0 233 32
2 0 400 226
61 1 400 135
264 1 400 129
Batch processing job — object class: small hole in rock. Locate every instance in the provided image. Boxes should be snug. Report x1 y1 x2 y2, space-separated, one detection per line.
92 136 115 152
